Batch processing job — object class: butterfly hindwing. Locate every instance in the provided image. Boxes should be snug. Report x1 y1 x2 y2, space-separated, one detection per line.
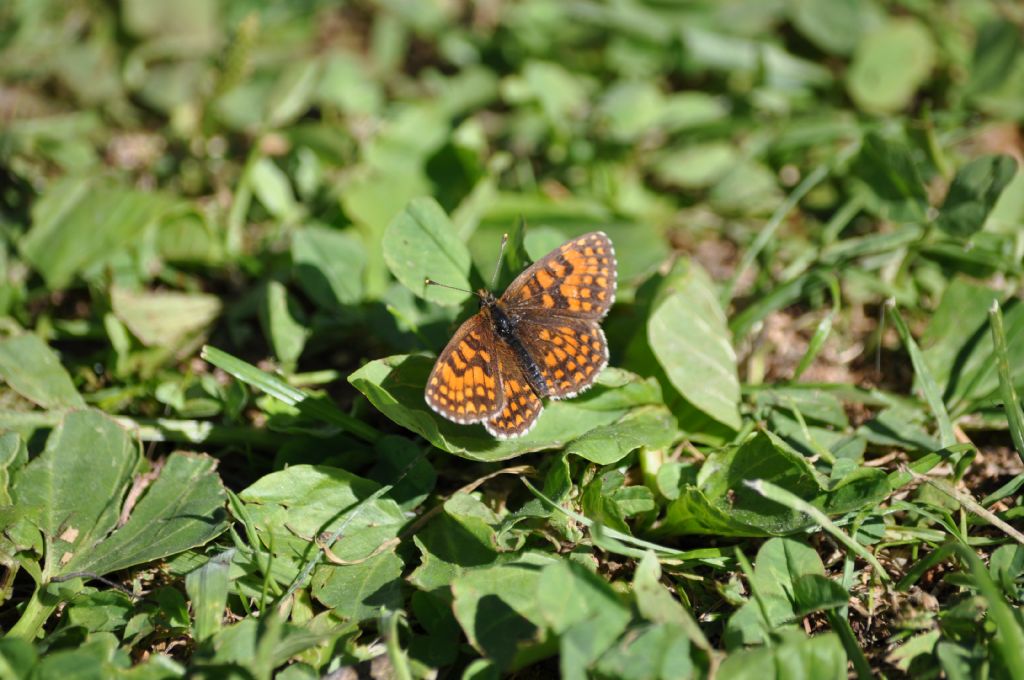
518 317 608 399
484 350 543 439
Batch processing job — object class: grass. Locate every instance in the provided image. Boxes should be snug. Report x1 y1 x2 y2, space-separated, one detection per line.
1 0 1024 677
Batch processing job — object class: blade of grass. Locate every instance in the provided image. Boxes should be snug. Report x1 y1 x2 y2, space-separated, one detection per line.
886 301 956 447
792 275 840 381
722 163 829 304
989 300 1024 465
202 345 380 443
743 479 891 582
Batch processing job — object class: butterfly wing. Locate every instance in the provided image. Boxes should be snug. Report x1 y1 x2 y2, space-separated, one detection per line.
501 231 617 320
484 347 543 439
517 317 609 399
425 314 504 424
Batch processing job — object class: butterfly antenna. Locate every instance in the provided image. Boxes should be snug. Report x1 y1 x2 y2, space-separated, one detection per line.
424 279 480 298
489 232 509 290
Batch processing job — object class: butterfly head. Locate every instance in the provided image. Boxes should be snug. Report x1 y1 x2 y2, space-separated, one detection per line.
477 289 498 309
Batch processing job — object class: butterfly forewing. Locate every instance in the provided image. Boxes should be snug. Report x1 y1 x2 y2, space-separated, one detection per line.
502 231 617 320
425 315 503 424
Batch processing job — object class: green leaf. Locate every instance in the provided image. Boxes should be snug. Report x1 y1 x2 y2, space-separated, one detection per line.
726 538 831 641
11 409 139 577
648 259 741 430
259 280 310 371
633 552 712 653
239 464 407 595
409 494 502 593
537 560 631 673
111 287 222 351
450 552 559 670
565 406 678 465
312 550 405 622
19 177 169 289
0 334 85 409
349 354 658 461
185 550 234 642
249 158 300 222
292 226 365 309
847 17 936 113
849 132 929 222
936 155 1018 238
383 197 473 306
594 624 692 680
717 631 847 679
66 452 228 576
789 0 882 55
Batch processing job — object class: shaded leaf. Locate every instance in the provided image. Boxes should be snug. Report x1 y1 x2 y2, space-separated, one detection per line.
936 155 1018 238
68 452 228 577
0 334 84 409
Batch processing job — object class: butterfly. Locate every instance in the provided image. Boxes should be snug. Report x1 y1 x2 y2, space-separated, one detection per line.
424 231 617 439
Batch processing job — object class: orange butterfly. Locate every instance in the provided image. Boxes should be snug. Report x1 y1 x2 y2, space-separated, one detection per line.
425 232 617 438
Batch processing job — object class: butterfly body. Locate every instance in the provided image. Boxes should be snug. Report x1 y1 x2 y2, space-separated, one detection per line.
426 231 617 439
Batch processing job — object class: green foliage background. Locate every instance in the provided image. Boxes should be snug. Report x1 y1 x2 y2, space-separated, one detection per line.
2 0 1024 677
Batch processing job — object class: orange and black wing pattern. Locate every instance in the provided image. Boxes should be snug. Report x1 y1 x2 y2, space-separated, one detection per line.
501 231 617 320
484 348 543 439
424 315 503 424
518 318 609 399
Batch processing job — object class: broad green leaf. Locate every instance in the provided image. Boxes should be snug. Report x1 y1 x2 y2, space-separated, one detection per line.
725 538 831 645
312 550 405 622
658 432 878 537
849 132 928 222
648 259 740 430
789 0 882 55
565 406 677 465
20 177 169 289
847 17 936 113
382 197 473 306
0 334 84 409
921 279 1024 409
652 143 737 190
450 552 559 670
965 19 1024 101
292 225 365 309
594 623 692 680
717 631 846 679
240 465 407 567
409 493 502 593
936 155 1018 238
111 287 222 351
259 280 309 371
249 158 299 222
350 354 661 461
11 410 139 577
537 560 631 676
68 452 228 576
633 552 712 652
